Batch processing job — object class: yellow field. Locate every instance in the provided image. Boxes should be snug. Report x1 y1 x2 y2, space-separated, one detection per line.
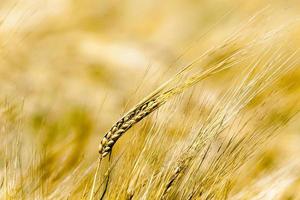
0 0 300 199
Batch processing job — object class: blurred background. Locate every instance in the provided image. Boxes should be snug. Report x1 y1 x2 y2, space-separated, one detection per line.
0 0 300 199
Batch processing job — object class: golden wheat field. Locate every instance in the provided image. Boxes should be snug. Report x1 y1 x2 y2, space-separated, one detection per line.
1 0 300 199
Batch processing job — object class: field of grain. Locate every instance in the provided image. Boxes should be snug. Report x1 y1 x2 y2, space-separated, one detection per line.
0 0 300 199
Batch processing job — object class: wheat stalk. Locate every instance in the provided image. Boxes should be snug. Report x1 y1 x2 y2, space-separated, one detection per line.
97 14 289 158
98 47 246 158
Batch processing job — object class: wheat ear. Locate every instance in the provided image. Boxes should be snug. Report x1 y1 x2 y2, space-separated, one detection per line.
98 46 245 158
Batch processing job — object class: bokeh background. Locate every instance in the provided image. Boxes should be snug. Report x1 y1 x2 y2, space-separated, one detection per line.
0 0 300 199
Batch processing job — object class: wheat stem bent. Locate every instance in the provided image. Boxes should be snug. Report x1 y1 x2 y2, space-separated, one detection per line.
98 43 248 158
